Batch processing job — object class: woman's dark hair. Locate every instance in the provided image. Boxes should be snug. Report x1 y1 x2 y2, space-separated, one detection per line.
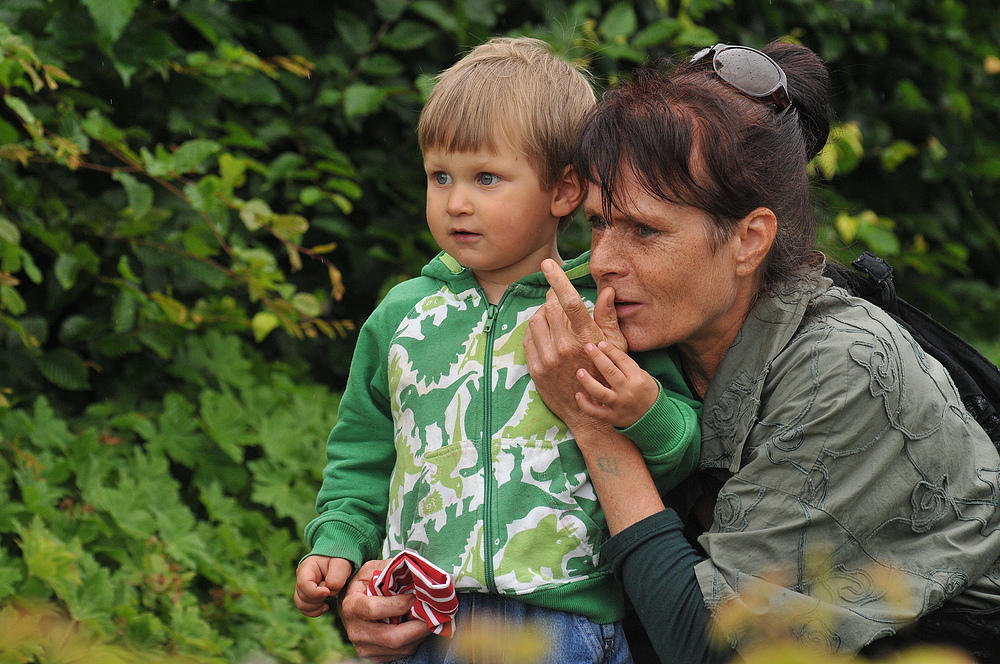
573 40 832 293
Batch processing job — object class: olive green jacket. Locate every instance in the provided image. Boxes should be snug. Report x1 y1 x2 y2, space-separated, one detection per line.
695 262 1000 652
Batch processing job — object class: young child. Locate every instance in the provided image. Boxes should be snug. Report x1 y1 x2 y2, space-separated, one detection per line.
294 37 701 663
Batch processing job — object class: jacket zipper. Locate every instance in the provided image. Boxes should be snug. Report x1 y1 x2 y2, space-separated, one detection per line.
481 295 503 593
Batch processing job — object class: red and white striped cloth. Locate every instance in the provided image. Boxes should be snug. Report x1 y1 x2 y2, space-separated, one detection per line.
365 550 459 638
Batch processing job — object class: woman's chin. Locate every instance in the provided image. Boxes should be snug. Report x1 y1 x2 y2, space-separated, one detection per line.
621 323 677 353
621 327 654 353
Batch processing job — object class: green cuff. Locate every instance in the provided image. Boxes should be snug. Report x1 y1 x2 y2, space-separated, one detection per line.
615 381 699 462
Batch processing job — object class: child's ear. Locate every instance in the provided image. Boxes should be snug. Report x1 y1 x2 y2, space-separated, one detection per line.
550 166 585 219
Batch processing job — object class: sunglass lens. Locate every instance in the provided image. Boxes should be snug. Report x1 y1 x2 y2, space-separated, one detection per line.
714 48 782 96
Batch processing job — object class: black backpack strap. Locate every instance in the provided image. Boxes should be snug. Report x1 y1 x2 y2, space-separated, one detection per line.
851 251 900 316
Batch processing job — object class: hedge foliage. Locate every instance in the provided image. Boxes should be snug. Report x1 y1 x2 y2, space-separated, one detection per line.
0 0 997 662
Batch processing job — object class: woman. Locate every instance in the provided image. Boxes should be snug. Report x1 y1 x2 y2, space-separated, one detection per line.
333 41 1000 662
522 40 1000 662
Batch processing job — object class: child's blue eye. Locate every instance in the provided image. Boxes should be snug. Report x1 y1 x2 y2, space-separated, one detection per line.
478 173 499 186
434 172 452 185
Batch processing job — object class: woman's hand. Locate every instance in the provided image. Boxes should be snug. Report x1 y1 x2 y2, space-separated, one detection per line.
526 259 665 535
337 559 432 662
525 259 626 428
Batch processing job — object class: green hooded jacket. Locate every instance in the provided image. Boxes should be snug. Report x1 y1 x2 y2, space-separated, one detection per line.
304 251 701 623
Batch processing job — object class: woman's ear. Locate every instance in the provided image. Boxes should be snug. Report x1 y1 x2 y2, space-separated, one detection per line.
550 165 585 219
734 207 777 277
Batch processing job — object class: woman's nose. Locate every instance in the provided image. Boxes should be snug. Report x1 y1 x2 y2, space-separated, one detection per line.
590 230 629 278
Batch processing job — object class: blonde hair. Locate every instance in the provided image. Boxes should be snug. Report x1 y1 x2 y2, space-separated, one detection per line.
418 37 595 194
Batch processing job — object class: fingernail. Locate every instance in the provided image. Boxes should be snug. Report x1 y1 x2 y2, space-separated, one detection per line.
541 259 554 273
584 343 595 352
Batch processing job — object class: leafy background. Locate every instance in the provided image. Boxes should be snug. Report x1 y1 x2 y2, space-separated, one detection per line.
0 0 997 662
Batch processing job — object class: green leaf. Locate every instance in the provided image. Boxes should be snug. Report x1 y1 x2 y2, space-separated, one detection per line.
218 152 248 189
116 255 140 283
141 145 174 177
112 292 137 333
374 0 408 21
1 285 26 315
0 548 25 598
24 396 73 452
360 53 406 78
152 292 189 325
411 1 460 32
0 216 20 244
80 0 141 42
271 214 309 240
112 171 154 220
149 394 206 468
34 348 90 390
53 252 83 290
633 19 679 48
857 223 901 256
894 79 933 112
343 83 388 121
80 109 126 145
181 225 221 259
251 311 280 342
299 186 325 206
239 199 273 231
331 193 354 214
58 315 94 344
249 460 312 522
382 21 437 51
334 12 373 55
20 250 42 284
171 138 221 174
324 177 363 200
17 516 83 596
3 95 37 126
291 293 321 318
599 3 638 41
880 140 919 172
199 391 249 463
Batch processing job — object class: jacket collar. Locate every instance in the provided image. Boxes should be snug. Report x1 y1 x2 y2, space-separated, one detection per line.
421 250 596 297
700 263 829 472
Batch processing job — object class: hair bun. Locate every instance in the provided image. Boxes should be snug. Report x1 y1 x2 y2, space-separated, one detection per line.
764 41 832 160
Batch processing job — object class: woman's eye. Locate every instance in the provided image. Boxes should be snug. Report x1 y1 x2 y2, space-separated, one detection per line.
478 173 500 186
433 172 452 185
588 216 608 231
636 224 658 237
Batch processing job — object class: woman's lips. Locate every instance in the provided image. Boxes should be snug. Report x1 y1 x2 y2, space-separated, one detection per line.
613 301 641 317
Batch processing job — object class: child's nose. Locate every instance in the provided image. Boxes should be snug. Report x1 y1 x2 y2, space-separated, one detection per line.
446 186 473 215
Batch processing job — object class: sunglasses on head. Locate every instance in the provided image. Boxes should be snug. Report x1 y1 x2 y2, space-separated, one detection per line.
690 43 791 112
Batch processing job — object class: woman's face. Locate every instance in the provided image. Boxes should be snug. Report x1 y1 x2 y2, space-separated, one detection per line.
585 178 756 359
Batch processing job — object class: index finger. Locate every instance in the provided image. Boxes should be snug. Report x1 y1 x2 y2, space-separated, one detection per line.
541 259 603 342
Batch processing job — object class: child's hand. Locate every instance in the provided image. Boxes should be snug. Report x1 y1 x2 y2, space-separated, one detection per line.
294 555 353 617
575 341 658 429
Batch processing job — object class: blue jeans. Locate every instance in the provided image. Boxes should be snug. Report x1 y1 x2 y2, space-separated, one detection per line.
393 592 632 664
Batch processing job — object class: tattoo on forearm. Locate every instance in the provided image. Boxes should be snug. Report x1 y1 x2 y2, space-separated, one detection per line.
597 457 620 476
